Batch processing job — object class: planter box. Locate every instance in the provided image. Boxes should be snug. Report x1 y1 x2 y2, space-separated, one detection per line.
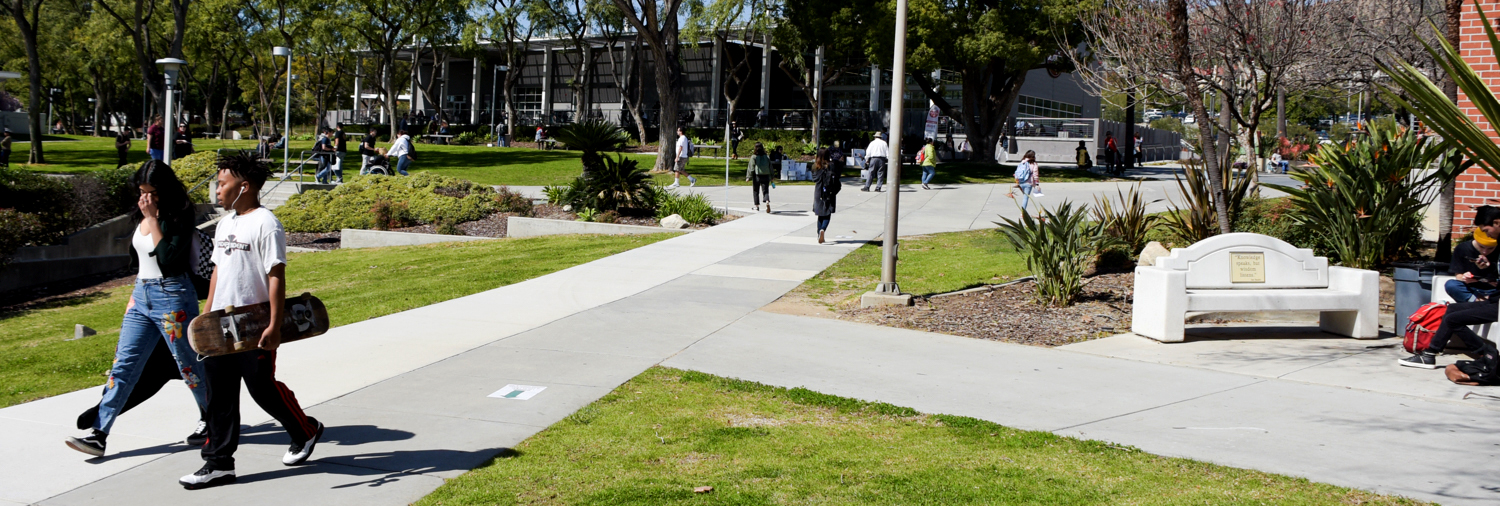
506 217 692 238
340 229 495 249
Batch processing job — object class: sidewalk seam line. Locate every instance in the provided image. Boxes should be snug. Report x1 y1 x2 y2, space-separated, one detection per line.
1050 379 1266 433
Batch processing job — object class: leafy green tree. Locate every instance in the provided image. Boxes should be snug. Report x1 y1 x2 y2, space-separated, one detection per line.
1 0 48 162
608 0 691 171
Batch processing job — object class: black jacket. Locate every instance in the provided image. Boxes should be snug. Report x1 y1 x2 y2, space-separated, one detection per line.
813 167 841 216
131 216 195 278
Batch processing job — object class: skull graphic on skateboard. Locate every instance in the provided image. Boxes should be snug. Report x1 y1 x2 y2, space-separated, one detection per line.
188 292 329 357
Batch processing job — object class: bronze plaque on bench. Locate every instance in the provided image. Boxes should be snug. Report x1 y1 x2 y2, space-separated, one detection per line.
1230 252 1266 283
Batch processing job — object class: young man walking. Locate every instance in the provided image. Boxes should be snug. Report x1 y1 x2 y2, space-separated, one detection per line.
670 127 696 188
180 153 324 489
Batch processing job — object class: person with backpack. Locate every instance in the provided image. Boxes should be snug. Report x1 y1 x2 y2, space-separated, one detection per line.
812 148 841 244
1104 131 1121 176
1401 207 1500 369
1445 206 1500 302
312 130 339 183
746 142 773 213
388 129 415 176
1013 150 1041 214
65 160 210 458
918 138 938 190
670 127 697 188
1075 140 1092 170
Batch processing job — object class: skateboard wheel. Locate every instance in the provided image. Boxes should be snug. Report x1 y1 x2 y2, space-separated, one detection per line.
224 305 235 314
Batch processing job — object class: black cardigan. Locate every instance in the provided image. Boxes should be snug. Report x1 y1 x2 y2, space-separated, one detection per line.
132 217 194 278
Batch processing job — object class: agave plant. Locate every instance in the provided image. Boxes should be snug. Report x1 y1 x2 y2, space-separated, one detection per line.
1092 181 1162 254
995 201 1121 306
567 154 656 213
1161 161 1254 244
551 119 630 176
1264 125 1443 269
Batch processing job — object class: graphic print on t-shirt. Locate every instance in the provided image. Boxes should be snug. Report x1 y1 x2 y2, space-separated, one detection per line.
218 234 252 256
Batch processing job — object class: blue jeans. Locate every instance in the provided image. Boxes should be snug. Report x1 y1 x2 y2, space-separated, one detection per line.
314 156 341 183
94 274 207 434
921 165 935 184
396 154 412 176
817 216 831 232
148 148 163 161
1445 279 1499 303
1018 183 1036 213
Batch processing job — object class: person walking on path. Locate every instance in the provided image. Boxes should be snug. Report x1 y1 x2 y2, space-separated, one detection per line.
147 116 165 161
388 129 414 176
1104 131 1122 176
746 142 773 213
812 148 841 244
65 160 210 458
333 123 348 177
2 129 15 166
1013 150 1041 214
115 128 132 167
918 138 938 189
862 132 889 192
358 129 379 175
670 127 697 188
180 153 324 490
730 121 743 159
1133 133 1143 168
312 130 339 183
1446 206 1500 302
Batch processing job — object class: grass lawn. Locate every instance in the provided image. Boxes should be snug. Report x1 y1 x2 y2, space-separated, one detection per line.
18 137 1103 187
418 367 1423 505
794 229 1028 306
0 234 671 408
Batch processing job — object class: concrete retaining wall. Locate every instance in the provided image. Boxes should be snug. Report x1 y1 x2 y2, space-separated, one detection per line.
506 217 691 238
341 229 496 249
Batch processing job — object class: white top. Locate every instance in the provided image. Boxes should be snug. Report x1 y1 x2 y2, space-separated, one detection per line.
133 224 162 279
676 135 690 158
865 138 889 158
388 135 412 158
210 207 287 312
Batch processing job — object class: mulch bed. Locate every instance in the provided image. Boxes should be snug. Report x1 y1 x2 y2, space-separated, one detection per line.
286 231 342 250
836 273 1135 347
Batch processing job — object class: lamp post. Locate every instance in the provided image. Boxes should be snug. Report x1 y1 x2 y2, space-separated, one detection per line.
861 0 914 307
491 65 508 144
155 59 186 166
273 46 292 177
47 88 58 133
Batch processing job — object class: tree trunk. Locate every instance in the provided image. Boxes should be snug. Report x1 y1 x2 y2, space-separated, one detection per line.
1438 0 1464 262
11 0 44 163
1168 0 1229 233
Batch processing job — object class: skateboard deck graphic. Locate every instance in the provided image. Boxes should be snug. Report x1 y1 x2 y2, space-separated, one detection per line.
187 292 329 357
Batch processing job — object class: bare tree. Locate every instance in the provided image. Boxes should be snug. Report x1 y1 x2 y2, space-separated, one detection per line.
609 0 687 171
596 3 649 143
479 0 541 141
1 0 47 162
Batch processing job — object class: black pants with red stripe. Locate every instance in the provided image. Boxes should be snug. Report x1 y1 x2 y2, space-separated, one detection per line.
1429 299 1499 353
202 350 315 469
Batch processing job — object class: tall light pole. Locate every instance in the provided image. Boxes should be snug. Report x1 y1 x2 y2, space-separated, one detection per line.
155 59 185 166
274 46 292 177
491 65 508 143
862 0 913 307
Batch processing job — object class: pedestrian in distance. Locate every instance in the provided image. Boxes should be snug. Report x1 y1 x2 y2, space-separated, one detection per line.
1 129 15 167
147 116 165 161
115 128 132 167
1075 140 1091 170
174 124 194 157
65 160 211 458
862 131 889 192
1133 133 1143 168
180 152 324 490
918 138 938 190
312 129 339 183
746 142 773 213
388 129 414 176
670 127 697 188
1445 206 1500 303
1104 131 1122 176
358 129 379 175
812 148 841 244
1013 150 1041 214
333 123 348 177
730 121 743 159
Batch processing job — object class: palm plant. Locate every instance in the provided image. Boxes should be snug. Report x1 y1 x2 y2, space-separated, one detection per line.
1092 181 1162 254
995 201 1120 306
1161 161 1253 244
566 154 656 213
551 119 630 176
1264 125 1443 269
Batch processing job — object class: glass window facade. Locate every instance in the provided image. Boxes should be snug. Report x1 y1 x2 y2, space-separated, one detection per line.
514 87 542 112
1017 95 1082 118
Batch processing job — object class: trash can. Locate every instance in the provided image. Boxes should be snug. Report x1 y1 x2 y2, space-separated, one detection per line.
1393 261 1446 333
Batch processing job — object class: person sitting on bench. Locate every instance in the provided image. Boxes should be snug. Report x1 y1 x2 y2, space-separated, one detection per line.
1402 207 1500 369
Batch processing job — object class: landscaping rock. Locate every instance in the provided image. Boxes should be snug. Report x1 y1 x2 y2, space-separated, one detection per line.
661 214 689 229
1137 241 1170 266
72 325 96 341
562 204 573 212
693 486 713 494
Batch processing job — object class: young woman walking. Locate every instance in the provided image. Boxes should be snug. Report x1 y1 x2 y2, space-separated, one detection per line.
1013 150 1041 214
66 160 210 457
747 142 773 213
812 148 841 244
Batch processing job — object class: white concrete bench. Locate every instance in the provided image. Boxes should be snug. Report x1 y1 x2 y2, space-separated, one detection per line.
1430 274 1500 343
1132 233 1380 342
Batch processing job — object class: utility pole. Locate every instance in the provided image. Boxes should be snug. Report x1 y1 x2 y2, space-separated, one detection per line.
862 0 914 307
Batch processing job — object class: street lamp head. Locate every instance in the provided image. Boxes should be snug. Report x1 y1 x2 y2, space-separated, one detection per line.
273 46 291 57
155 58 187 73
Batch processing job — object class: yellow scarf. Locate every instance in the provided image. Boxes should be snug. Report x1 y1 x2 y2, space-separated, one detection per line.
1477 228 1497 248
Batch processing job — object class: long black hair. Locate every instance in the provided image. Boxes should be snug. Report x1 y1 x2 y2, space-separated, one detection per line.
131 159 194 229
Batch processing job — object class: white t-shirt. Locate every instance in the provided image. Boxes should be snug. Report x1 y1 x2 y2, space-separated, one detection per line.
210 207 286 312
865 138 889 158
676 135 690 159
133 224 162 279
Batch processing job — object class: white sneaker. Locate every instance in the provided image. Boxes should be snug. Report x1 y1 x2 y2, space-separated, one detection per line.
283 420 325 466
689 176 697 187
180 464 236 489
667 182 680 189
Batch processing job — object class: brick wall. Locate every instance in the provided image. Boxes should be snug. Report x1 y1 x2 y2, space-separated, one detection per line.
1455 0 1500 233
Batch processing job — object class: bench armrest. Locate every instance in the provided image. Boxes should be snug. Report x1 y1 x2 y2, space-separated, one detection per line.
1131 266 1188 341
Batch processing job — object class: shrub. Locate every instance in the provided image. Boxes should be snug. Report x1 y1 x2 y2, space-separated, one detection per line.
493 186 534 216
276 173 497 232
435 217 461 235
655 189 721 225
1233 196 1318 251
563 154 656 213
995 201 1120 306
596 210 620 224
452 131 482 146
370 199 414 230
171 151 223 203
552 119 629 176
0 208 46 267
576 208 600 222
542 185 569 205
1091 181 1161 255
1266 125 1441 269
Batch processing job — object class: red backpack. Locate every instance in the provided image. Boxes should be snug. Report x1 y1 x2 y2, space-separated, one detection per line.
1404 302 1448 353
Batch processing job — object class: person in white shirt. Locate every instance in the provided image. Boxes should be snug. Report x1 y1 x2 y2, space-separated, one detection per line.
670 127 697 188
861 132 890 192
179 152 323 490
387 129 414 176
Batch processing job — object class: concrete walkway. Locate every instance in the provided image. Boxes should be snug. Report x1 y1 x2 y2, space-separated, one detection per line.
0 179 1483 505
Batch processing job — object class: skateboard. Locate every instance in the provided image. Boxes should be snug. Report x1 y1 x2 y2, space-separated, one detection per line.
187 293 329 357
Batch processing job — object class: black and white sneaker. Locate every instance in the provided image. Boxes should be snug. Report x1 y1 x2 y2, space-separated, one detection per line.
1399 353 1439 369
179 463 235 489
64 430 107 458
283 420 325 466
185 420 209 447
